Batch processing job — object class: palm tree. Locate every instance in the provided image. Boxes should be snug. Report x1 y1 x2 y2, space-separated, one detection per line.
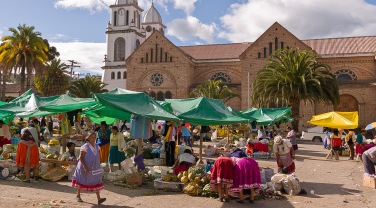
34 59 70 96
251 48 339 130
190 79 240 102
0 24 48 93
68 76 108 98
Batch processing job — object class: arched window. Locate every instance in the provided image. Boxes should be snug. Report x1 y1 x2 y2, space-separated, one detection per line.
275 37 278 51
114 38 125 61
126 10 129 25
136 39 140 49
113 11 117 26
334 69 358 81
149 91 156 99
211 72 231 83
111 72 115 79
157 91 164 101
269 42 273 55
160 28 164 35
165 91 172 99
123 71 127 79
117 71 121 79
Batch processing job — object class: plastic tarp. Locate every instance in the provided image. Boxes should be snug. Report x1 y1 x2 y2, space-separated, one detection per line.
307 111 358 129
165 97 249 126
227 106 248 119
0 92 98 118
85 88 179 121
242 107 293 126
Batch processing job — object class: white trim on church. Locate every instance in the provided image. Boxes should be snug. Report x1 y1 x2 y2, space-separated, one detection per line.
101 0 165 90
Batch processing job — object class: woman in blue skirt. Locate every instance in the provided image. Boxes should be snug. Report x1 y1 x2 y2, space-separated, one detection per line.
108 126 126 172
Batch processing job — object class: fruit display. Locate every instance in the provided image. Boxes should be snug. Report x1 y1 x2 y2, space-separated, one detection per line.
181 166 212 196
162 174 172 182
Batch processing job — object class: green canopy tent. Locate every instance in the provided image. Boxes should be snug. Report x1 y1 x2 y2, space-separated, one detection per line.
84 88 179 121
242 107 293 126
165 97 249 126
165 97 249 163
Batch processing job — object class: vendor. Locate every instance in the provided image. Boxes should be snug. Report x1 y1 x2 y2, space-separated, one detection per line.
0 120 11 147
16 124 40 183
173 149 196 175
48 139 61 157
61 142 77 161
108 126 126 172
363 146 376 175
273 136 295 174
96 121 112 164
230 150 262 204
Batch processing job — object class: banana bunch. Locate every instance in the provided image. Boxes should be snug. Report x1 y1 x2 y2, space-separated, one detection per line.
183 182 203 196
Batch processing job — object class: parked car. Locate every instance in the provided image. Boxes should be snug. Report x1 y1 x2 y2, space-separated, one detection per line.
300 126 327 142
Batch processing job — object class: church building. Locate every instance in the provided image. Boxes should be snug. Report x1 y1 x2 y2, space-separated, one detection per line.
102 0 376 130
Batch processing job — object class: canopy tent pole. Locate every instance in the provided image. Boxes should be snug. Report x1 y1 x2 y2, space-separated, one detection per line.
196 132 205 165
227 125 230 144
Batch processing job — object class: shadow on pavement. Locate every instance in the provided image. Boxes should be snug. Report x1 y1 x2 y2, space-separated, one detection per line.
300 182 361 198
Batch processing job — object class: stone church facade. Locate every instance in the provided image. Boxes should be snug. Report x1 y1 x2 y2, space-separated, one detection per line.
125 22 376 130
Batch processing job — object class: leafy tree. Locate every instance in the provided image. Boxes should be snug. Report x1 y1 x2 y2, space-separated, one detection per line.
251 48 339 130
190 79 240 102
34 59 70 96
0 24 48 93
68 76 108 98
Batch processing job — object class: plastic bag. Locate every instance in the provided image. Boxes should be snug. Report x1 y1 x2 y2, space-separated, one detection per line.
281 174 301 195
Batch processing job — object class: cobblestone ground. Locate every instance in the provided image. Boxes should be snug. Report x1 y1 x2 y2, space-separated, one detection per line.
1 141 376 208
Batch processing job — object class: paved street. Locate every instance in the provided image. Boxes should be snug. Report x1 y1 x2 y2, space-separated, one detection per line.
0 141 375 208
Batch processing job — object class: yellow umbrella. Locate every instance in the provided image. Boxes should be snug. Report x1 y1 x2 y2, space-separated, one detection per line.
308 111 358 129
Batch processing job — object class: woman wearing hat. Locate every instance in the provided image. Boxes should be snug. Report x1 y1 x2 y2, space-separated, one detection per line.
273 135 295 174
96 121 112 163
108 126 126 172
72 132 106 204
230 150 262 204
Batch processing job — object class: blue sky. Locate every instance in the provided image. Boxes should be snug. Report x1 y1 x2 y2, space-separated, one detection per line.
1 0 376 76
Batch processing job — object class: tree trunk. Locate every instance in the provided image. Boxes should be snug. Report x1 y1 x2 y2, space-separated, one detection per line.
20 66 26 93
290 98 301 132
1 74 6 101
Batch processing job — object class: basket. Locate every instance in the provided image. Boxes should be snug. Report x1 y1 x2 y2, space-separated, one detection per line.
153 178 184 191
124 172 143 186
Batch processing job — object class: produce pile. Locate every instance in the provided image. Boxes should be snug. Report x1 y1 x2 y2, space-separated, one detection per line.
160 166 212 196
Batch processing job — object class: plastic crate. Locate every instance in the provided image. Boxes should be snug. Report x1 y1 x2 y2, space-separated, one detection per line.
11 138 20 145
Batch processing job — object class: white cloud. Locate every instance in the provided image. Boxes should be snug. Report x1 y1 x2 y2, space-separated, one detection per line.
166 15 217 44
54 0 114 13
219 0 376 42
172 0 197 14
51 42 106 75
47 34 80 42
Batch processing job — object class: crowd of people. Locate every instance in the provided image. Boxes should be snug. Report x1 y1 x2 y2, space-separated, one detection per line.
3 115 376 205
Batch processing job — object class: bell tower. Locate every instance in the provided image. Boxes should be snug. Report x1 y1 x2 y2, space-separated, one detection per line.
102 0 145 90
142 2 166 39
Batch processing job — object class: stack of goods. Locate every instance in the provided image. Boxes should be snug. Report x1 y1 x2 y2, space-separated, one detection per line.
0 144 17 161
142 147 164 166
181 166 211 196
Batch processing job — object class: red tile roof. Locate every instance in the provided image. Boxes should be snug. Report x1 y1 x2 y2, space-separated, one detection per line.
303 36 376 55
179 43 252 60
179 36 376 60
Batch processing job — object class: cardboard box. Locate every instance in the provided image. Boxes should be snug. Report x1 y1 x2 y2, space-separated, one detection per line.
363 175 376 189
